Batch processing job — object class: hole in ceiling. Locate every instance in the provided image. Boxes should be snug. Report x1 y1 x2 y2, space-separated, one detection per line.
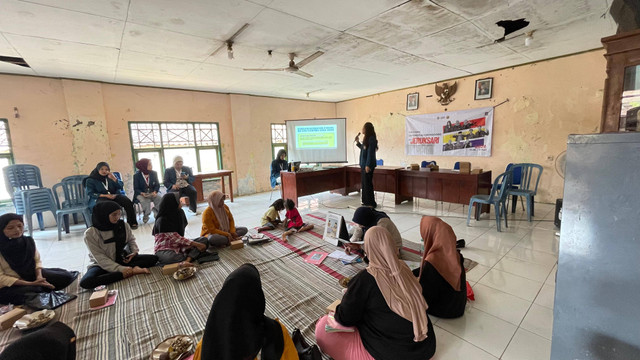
495 18 530 42
0 56 30 68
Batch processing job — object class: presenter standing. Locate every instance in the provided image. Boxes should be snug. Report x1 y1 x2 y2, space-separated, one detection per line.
355 122 378 208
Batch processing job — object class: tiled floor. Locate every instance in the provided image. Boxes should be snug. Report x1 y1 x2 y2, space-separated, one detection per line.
31 190 558 360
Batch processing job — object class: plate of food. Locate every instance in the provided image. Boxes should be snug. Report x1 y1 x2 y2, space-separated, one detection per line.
13 309 55 330
173 266 196 281
151 335 195 360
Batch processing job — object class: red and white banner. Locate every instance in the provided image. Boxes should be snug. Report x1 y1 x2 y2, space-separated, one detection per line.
405 107 493 157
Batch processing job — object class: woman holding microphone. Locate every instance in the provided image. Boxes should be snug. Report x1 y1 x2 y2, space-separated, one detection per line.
355 122 378 208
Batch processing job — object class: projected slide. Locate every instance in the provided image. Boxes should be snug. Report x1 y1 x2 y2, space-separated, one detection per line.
286 118 347 163
295 125 337 149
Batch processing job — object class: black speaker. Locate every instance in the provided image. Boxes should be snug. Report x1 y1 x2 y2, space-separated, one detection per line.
554 198 563 228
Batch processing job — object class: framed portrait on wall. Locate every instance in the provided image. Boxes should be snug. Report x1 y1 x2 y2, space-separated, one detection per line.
407 92 419 111
475 78 493 100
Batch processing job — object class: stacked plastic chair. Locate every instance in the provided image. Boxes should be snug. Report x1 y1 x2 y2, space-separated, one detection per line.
467 170 513 232
53 175 91 240
3 164 57 236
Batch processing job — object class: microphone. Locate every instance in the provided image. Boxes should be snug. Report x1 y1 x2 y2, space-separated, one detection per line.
354 132 360 142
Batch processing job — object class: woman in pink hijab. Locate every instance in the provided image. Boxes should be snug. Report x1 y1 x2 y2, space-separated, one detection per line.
200 191 247 246
414 216 467 318
315 226 436 360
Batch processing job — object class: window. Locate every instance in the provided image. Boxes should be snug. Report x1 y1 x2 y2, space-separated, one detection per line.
271 123 287 160
129 122 222 181
0 119 14 201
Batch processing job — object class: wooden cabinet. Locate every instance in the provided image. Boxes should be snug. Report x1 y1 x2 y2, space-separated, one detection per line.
600 29 640 132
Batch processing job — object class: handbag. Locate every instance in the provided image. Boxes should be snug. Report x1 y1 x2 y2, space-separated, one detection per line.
24 290 77 310
291 328 322 360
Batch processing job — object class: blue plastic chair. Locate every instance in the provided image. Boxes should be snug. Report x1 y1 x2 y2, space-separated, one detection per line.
467 170 513 232
421 161 436 168
454 162 460 170
376 159 384 166
505 163 523 212
53 177 92 240
3 164 58 236
506 163 543 222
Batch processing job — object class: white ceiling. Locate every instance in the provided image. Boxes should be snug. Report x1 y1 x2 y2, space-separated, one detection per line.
0 0 616 102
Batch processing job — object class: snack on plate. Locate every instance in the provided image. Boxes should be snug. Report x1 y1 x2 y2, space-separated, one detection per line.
167 336 193 359
173 266 196 280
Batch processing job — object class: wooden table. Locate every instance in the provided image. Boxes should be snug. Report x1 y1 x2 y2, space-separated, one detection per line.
281 166 492 214
193 170 234 202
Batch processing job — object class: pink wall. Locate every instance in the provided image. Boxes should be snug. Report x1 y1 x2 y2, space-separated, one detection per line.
336 50 606 203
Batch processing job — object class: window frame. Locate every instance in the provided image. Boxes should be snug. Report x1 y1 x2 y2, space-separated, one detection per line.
128 121 223 175
270 123 288 160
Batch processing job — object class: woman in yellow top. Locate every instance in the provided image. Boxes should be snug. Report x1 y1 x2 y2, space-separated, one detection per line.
192 263 298 360
0 213 77 305
200 191 248 246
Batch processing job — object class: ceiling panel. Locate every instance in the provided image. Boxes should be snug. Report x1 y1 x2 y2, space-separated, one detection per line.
4 35 119 68
0 34 20 57
0 0 124 48
401 22 515 68
0 0 617 101
348 0 467 49
21 0 129 20
121 23 221 62
237 8 340 52
117 51 200 77
0 61 35 75
127 0 264 39
265 0 407 31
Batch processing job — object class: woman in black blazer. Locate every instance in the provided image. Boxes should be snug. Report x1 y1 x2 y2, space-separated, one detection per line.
133 159 161 223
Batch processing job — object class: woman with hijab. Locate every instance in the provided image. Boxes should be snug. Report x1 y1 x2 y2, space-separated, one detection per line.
345 207 402 257
0 214 77 305
79 201 157 289
200 191 248 246
85 161 139 229
192 263 298 360
354 122 378 208
153 193 209 266
414 216 467 318
0 321 76 360
133 158 161 224
315 226 436 360
270 149 288 188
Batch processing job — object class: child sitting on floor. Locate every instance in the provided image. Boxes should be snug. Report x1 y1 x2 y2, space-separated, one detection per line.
257 199 285 233
281 199 314 242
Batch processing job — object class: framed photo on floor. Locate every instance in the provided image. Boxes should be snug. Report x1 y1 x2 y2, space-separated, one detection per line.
475 78 493 100
407 92 419 111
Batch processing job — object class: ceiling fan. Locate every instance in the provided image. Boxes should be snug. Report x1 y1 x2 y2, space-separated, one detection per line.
243 51 324 78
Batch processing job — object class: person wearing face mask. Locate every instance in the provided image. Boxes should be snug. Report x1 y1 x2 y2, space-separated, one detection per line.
79 201 158 289
85 161 139 230
0 214 77 305
163 156 199 215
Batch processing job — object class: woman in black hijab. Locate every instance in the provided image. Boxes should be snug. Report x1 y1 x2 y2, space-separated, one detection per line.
79 201 157 289
153 193 209 266
345 207 403 257
192 263 298 360
0 214 77 305
0 321 76 360
84 161 139 229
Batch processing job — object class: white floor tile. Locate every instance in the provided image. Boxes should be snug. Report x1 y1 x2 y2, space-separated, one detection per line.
534 283 556 309
505 245 558 267
495 256 554 282
465 264 491 283
471 284 532 325
502 327 552 360
466 235 520 256
520 304 554 340
432 326 498 360
437 307 517 357
459 247 503 268
478 269 544 302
